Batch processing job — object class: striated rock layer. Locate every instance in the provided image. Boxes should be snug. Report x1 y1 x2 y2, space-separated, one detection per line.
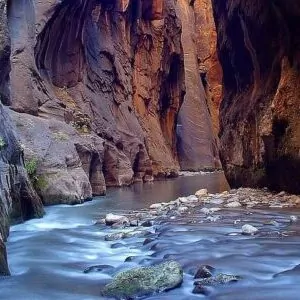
0 0 44 275
2 0 219 204
212 0 300 193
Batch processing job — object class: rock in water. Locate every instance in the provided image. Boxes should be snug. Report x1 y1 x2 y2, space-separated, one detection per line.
242 224 258 235
105 214 129 226
194 265 215 279
101 261 183 299
225 201 242 208
194 273 241 286
195 189 208 197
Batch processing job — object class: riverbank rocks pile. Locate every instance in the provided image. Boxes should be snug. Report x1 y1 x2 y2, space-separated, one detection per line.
101 261 183 299
99 188 300 235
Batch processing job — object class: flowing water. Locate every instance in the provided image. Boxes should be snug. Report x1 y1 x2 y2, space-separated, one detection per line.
0 172 300 299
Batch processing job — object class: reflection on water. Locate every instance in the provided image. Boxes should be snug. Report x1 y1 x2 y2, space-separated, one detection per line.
101 172 229 211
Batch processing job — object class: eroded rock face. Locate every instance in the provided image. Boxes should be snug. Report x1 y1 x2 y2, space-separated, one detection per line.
0 0 44 275
175 0 220 171
4 0 219 203
193 0 223 136
212 0 300 193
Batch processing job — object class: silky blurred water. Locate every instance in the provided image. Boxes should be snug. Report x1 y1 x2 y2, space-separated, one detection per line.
0 172 299 300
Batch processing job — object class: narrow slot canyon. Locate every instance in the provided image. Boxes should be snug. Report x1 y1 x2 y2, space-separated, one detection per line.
0 0 300 299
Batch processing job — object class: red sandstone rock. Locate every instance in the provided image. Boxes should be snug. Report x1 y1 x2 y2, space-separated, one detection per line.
212 0 300 193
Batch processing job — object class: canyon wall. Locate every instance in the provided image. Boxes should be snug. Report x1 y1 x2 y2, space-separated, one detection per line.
2 0 219 206
0 0 44 275
212 0 300 193
175 0 221 171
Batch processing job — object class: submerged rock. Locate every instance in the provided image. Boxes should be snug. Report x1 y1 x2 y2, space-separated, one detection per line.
194 273 241 286
83 264 114 274
101 261 183 299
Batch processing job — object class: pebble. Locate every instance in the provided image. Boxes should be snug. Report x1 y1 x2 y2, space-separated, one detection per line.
150 203 162 209
178 206 189 213
195 188 208 197
186 195 198 202
225 201 242 208
200 208 211 215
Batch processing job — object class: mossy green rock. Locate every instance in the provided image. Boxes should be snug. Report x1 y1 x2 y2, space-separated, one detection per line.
101 261 183 299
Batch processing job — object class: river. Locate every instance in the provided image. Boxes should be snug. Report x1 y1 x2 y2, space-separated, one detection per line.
0 172 300 299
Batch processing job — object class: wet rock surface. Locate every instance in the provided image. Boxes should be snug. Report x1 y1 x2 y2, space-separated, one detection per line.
101 260 183 299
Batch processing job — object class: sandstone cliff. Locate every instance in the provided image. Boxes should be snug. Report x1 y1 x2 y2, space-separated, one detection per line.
2 0 219 205
212 0 300 193
175 0 221 171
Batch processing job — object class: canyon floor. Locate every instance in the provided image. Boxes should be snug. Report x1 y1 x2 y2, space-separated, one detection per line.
0 172 299 300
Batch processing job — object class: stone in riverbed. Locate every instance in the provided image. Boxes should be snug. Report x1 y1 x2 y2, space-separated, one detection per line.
105 213 129 226
290 215 298 223
104 232 125 241
186 195 198 202
83 264 114 274
101 261 183 299
225 201 242 208
242 224 258 235
195 189 208 197
123 230 150 238
194 265 215 279
194 273 241 286
192 284 211 295
150 203 162 209
178 206 189 213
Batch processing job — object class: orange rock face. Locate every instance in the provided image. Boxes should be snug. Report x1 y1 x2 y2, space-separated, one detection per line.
193 0 222 135
175 0 221 171
212 0 300 193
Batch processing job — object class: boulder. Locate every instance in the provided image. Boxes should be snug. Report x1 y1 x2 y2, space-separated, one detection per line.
101 261 183 299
